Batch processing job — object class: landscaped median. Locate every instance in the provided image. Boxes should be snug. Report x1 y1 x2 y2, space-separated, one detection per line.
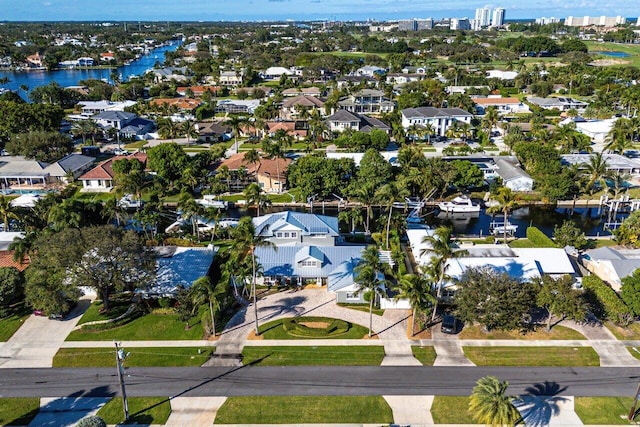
255 316 371 339
214 396 393 424
463 346 600 366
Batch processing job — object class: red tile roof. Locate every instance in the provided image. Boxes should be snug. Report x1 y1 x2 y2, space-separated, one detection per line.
0 251 29 271
79 152 147 180
217 153 292 178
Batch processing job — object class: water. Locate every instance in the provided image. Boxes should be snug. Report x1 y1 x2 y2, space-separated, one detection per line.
594 51 631 58
0 41 180 94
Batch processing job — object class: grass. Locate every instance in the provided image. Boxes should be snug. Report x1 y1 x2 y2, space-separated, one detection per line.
463 346 600 366
123 140 147 149
0 306 31 342
53 347 214 368
337 302 384 316
215 396 393 424
458 324 587 340
508 238 538 248
242 345 385 366
411 346 437 366
257 316 371 340
430 396 476 424
585 41 640 68
97 397 171 425
608 322 640 340
0 398 40 426
574 397 635 425
76 298 131 325
587 238 620 249
67 312 204 341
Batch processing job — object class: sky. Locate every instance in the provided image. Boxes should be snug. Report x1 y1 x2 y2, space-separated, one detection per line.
0 0 637 22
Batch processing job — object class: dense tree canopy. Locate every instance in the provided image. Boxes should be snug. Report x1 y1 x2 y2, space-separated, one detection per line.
5 130 72 162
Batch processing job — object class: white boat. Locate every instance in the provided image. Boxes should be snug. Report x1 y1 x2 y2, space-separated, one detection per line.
195 195 229 209
118 195 143 209
438 195 481 214
490 220 518 236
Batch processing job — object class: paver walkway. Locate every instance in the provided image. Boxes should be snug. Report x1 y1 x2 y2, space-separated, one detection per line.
0 296 93 368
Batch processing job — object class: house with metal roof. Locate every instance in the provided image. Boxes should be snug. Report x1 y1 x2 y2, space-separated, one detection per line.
582 247 640 291
561 153 640 177
44 154 95 183
401 107 473 137
527 96 588 111
494 157 534 192
253 211 340 246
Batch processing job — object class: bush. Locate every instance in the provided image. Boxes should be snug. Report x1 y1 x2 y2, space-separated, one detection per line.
582 276 632 326
526 227 558 248
76 415 106 427
158 297 172 309
282 317 350 337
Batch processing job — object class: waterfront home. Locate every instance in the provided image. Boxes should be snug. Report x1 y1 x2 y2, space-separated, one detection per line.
76 100 137 117
494 157 534 192
582 247 640 292
215 152 291 193
266 121 308 140
281 95 326 119
561 153 640 177
78 152 147 192
214 99 260 114
196 121 231 143
338 89 396 115
472 96 530 115
527 96 588 111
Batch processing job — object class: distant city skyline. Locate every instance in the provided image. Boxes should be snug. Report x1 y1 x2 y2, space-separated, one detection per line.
0 0 636 22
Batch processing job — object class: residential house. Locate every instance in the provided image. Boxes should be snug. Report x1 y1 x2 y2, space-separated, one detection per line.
336 75 378 89
214 99 260 114
0 232 29 271
282 87 322 97
281 95 325 119
196 121 231 143
527 96 588 111
338 89 395 114
25 53 44 68
485 70 518 80
385 73 425 86
142 246 216 297
472 96 530 115
92 111 155 140
44 154 96 184
401 107 473 136
78 152 147 192
582 247 640 291
176 85 221 97
149 98 202 114
261 66 300 81
494 157 534 192
355 65 386 77
0 157 50 191
326 110 391 134
150 67 189 83
77 57 95 67
561 154 640 177
76 100 137 117
559 117 616 144
215 152 291 193
218 70 244 87
266 121 308 140
253 211 341 246
100 52 116 62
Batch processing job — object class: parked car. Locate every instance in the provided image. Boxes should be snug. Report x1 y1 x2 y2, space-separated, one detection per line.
114 148 130 156
441 314 458 334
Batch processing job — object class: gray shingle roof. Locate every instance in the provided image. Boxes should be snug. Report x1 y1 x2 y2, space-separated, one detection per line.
402 107 473 119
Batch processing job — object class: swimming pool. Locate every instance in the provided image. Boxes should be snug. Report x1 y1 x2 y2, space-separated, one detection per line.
594 51 631 58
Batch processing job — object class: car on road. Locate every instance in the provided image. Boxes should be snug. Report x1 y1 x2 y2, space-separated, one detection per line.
441 314 458 334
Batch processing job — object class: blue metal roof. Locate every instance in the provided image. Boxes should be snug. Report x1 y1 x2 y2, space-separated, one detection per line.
253 211 339 237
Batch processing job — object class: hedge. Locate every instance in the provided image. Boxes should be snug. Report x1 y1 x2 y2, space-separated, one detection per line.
282 317 350 337
582 276 632 326
526 227 558 248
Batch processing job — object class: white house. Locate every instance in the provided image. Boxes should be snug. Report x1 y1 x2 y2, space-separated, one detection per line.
486 70 518 80
472 96 530 115
582 247 640 291
401 107 473 136
495 158 534 192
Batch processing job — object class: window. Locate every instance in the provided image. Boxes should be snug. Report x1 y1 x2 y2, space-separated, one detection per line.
300 260 317 268
284 232 290 238
290 232 297 238
346 292 360 301
276 232 283 238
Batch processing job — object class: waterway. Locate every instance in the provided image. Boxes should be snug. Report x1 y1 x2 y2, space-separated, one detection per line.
0 41 180 94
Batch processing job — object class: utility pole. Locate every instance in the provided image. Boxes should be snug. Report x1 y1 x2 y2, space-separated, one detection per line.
115 342 129 421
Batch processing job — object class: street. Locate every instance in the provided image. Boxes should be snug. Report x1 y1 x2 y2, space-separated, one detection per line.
1 366 639 398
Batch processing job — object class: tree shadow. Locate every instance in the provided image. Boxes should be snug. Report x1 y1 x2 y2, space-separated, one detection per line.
26 387 113 427
513 381 568 427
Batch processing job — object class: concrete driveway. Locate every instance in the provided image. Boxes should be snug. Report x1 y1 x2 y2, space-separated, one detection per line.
0 296 94 368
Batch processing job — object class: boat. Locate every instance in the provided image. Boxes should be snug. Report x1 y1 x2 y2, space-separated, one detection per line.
438 195 481 214
195 194 230 209
489 220 518 236
393 197 425 209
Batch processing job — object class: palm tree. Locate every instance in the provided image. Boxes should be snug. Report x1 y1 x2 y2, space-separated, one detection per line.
420 226 467 322
243 148 261 173
0 196 18 231
230 217 275 335
243 182 271 216
469 376 521 426
178 191 201 238
226 115 248 153
487 187 519 243
157 117 179 141
396 273 436 336
351 183 376 234
261 139 286 193
190 276 223 337
481 106 499 136
605 118 633 154
581 152 610 210
375 182 409 250
71 119 93 144
354 245 388 338
181 120 198 145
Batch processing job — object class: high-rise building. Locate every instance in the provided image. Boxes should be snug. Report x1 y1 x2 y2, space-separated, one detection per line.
565 16 626 27
451 18 471 31
492 8 505 27
398 19 418 31
535 17 561 25
417 18 434 30
474 7 491 30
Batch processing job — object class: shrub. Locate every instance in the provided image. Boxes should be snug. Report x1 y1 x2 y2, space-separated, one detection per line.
158 297 172 309
76 416 107 427
282 317 350 337
526 227 558 248
582 276 632 326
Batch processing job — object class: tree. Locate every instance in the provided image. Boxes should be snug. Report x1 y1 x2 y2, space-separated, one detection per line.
181 120 198 145
487 187 519 243
553 220 587 249
614 211 640 247
0 196 18 231
537 275 586 331
243 182 271 216
0 267 23 316
421 226 467 322
581 152 610 205
178 191 202 237
621 269 640 317
455 267 537 331
355 148 392 190
5 131 72 162
112 158 145 200
481 106 499 135
605 118 633 154
147 143 189 188
230 217 275 335
469 376 521 427
354 245 388 338
396 273 435 336
190 276 222 336
375 182 408 250
226 115 248 153
157 117 179 141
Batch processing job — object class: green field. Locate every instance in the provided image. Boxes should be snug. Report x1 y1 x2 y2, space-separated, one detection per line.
257 316 371 340
215 396 393 424
463 346 600 366
53 347 214 367
241 346 385 366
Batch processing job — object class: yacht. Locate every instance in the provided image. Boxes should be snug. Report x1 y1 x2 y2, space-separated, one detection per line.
490 220 518 236
195 194 229 209
438 195 481 214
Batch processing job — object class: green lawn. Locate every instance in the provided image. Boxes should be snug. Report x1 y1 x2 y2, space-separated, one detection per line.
123 140 148 149
463 346 600 366
215 396 393 424
96 397 171 425
585 41 640 68
0 398 40 426
67 312 204 341
0 306 31 342
76 298 131 325
574 397 635 424
337 303 384 316
53 347 214 368
241 346 385 366
257 317 371 340
609 321 640 340
430 396 477 424
459 324 586 340
411 346 437 366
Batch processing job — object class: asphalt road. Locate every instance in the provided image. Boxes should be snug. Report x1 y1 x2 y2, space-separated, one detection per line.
1 366 640 398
